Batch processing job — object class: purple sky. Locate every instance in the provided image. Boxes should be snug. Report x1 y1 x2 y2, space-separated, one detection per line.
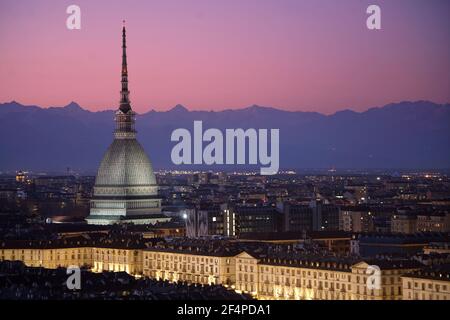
0 0 449 114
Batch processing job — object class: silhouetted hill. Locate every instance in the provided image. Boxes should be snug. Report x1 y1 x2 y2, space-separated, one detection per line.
0 101 449 173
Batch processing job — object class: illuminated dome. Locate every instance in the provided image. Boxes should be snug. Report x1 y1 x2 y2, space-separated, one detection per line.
95 138 157 188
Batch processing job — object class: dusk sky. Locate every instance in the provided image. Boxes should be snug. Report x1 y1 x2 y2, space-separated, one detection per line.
0 0 449 114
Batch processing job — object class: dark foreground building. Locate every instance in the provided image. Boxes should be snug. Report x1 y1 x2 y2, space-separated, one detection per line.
0 261 251 300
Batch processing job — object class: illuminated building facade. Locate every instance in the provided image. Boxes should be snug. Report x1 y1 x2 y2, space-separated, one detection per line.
142 250 236 286
15 171 26 183
402 265 450 300
1 240 446 300
234 252 422 300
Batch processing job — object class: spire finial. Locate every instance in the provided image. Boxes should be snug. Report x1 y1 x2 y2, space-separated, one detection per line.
119 20 131 113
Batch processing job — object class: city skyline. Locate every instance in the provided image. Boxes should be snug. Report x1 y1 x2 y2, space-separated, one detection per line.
1 169 450 302
0 0 449 305
0 0 449 114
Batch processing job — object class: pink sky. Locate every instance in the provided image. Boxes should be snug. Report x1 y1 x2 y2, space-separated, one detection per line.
0 0 449 114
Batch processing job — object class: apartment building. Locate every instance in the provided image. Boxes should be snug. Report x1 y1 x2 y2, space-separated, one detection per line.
142 249 236 286
402 264 450 300
0 238 145 275
235 251 422 300
1 238 447 300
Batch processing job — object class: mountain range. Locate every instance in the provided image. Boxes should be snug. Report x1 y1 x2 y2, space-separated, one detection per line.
0 100 449 173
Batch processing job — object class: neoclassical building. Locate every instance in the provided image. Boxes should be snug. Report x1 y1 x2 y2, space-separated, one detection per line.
86 23 168 225
402 265 450 300
234 251 423 300
1 239 447 300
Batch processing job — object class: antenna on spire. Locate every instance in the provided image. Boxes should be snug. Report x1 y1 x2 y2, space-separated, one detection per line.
122 19 126 27
119 20 131 114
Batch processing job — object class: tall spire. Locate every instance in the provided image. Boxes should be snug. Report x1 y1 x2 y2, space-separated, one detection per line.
114 20 136 139
119 20 131 113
